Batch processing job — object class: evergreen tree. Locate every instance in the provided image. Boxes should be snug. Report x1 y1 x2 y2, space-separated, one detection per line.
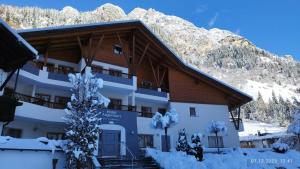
188 133 203 161
176 128 188 152
64 68 110 169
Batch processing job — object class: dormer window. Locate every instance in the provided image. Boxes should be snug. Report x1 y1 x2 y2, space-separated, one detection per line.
113 44 123 55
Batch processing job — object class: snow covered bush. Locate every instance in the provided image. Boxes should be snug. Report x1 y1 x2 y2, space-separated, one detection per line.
272 142 289 153
207 121 227 154
176 128 188 152
187 133 203 161
64 67 109 169
152 109 178 152
287 112 300 143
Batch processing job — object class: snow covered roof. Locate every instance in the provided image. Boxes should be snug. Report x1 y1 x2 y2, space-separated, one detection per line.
17 20 252 106
0 19 38 72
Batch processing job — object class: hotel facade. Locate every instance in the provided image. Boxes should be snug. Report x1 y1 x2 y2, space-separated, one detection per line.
0 20 252 157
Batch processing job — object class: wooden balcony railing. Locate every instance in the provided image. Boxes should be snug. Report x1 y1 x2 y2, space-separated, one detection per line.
12 92 67 109
92 67 133 79
107 104 136 112
6 92 136 112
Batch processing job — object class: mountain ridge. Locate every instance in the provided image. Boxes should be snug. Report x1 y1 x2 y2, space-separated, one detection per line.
0 3 299 125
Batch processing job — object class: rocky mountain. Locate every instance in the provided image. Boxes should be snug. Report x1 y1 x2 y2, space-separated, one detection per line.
0 3 299 125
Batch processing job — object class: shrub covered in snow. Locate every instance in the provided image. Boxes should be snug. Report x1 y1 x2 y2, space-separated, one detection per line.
64 67 109 169
151 108 178 151
187 133 204 161
207 121 227 154
176 128 188 152
272 142 289 153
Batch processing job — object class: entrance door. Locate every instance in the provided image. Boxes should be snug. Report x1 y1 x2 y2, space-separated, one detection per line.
99 130 121 157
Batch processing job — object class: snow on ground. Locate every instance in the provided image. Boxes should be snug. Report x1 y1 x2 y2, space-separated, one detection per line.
239 119 288 141
147 148 300 169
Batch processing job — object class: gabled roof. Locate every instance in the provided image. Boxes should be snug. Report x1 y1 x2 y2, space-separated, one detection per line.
0 19 38 72
18 20 252 107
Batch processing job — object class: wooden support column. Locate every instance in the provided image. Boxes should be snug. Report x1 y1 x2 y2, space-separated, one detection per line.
137 43 149 68
116 33 130 69
42 42 51 67
132 32 136 73
77 35 104 67
148 57 159 87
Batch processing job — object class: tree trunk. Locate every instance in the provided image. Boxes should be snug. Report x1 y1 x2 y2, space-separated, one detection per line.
215 132 220 154
164 127 169 152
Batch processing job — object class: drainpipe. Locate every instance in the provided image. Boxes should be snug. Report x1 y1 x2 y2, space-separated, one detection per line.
0 123 3 136
0 69 7 96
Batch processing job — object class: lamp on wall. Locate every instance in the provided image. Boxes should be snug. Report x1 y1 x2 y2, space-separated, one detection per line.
130 131 135 135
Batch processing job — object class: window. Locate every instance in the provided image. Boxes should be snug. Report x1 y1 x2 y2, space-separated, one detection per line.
35 93 51 107
113 44 123 55
54 96 69 108
3 128 22 138
57 65 75 74
91 65 103 74
208 136 224 148
158 108 166 116
138 134 154 148
32 60 44 70
108 98 122 110
47 132 65 140
190 107 197 117
140 106 152 118
109 69 122 77
140 81 153 89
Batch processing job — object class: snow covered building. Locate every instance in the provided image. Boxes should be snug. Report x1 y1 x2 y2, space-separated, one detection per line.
1 20 252 157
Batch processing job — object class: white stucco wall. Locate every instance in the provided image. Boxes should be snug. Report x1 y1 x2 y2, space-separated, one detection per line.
137 102 240 150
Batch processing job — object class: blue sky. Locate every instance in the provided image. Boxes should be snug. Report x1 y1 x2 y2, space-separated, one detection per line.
1 0 299 60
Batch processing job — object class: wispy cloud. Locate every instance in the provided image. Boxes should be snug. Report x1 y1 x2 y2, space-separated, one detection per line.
208 13 219 27
195 5 207 13
235 29 240 35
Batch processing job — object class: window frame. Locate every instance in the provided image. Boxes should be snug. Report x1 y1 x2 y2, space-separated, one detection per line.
138 134 154 148
3 127 22 138
208 136 224 148
113 44 123 55
190 107 197 117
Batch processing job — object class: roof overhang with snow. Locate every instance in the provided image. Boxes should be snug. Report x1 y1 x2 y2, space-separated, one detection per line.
0 19 38 72
17 20 252 108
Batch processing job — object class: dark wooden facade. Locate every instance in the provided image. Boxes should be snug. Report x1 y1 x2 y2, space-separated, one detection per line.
18 21 252 109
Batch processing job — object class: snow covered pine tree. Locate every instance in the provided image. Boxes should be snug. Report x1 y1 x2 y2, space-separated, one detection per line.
176 128 188 152
207 121 227 154
64 67 110 169
151 109 178 152
188 133 204 161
